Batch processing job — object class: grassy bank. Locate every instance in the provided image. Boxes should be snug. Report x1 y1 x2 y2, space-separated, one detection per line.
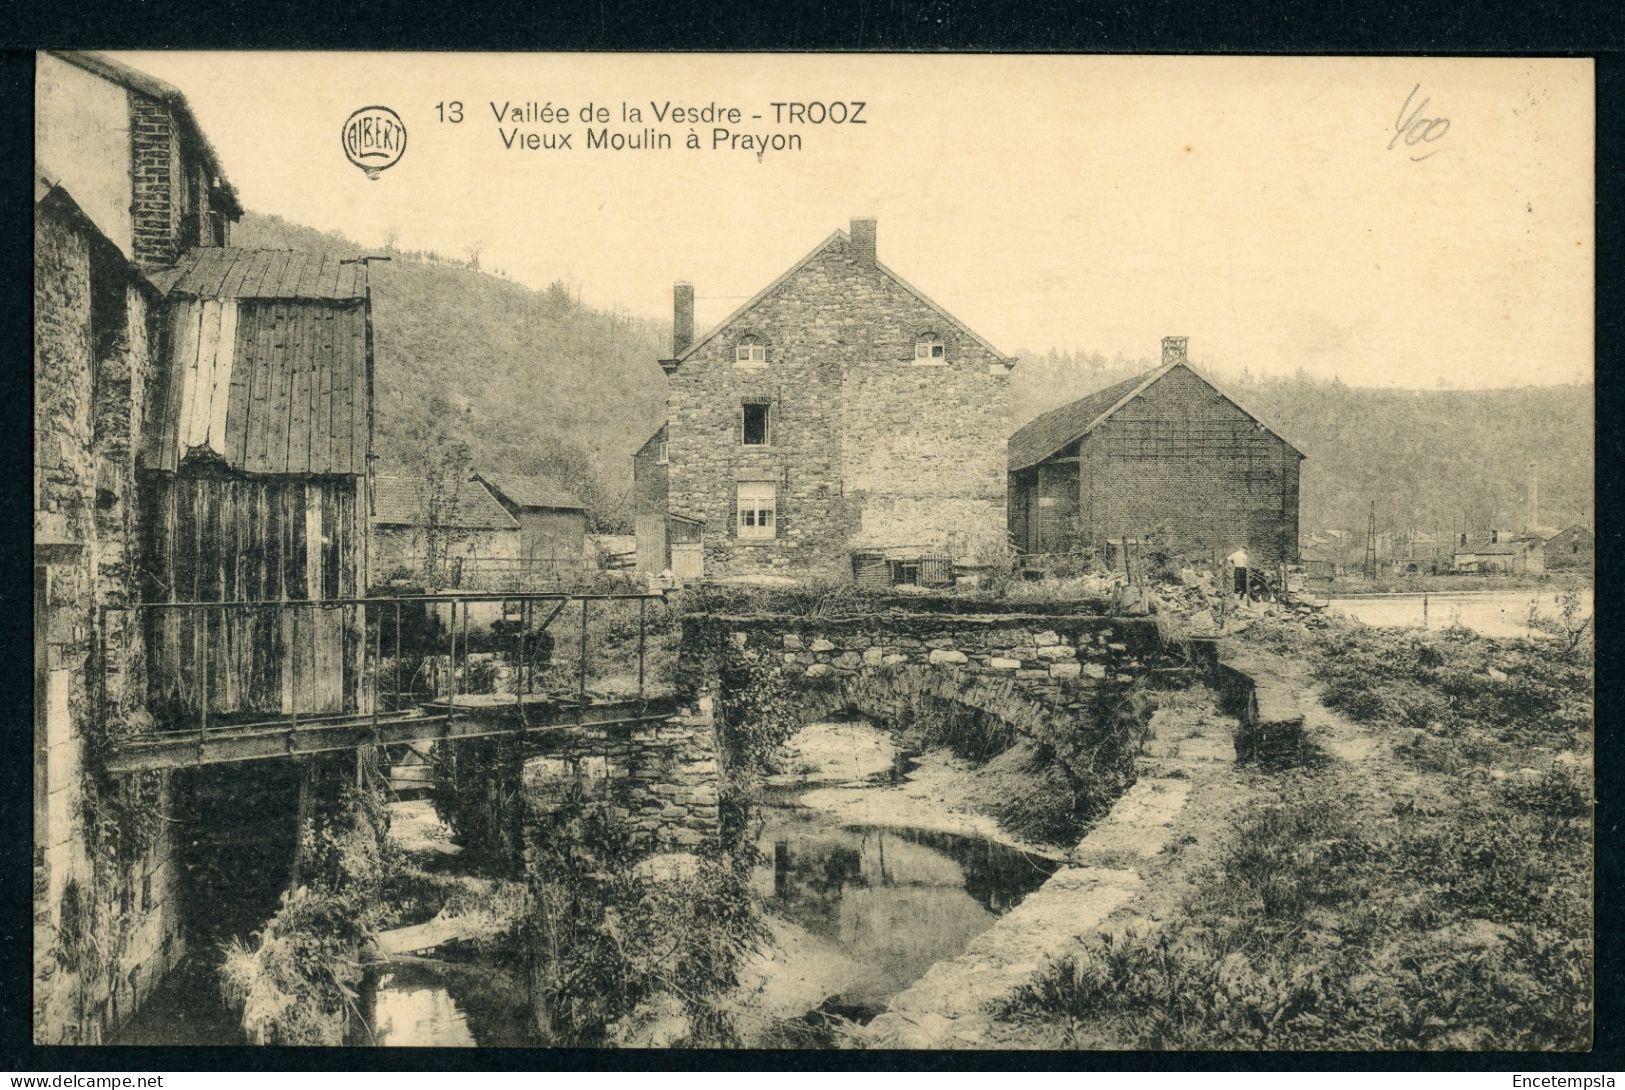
996 617 1592 1049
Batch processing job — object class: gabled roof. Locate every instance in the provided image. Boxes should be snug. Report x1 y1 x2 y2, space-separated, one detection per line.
147 248 369 301
1007 361 1306 472
668 228 1015 370
47 51 241 218
373 476 519 530
474 472 586 512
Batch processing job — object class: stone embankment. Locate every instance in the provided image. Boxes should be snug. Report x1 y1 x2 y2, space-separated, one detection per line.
861 652 1295 1049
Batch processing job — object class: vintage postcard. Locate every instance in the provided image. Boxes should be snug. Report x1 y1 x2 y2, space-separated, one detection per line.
32 51 1593 1053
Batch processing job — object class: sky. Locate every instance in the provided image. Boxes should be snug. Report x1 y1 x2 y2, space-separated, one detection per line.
112 52 1594 389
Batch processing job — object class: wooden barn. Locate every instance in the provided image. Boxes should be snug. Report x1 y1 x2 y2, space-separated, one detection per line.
137 248 374 726
1008 337 1303 567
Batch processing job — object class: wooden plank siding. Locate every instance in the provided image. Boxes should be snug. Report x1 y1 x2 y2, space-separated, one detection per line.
1010 365 1302 565
139 474 363 725
140 299 369 476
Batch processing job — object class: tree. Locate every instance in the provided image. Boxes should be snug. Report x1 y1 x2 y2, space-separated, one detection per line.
405 397 475 590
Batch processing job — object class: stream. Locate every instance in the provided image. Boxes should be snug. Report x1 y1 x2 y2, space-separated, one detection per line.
114 719 1058 1047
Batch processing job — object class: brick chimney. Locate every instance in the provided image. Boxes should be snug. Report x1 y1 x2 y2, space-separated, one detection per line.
672 282 694 357
130 95 180 266
850 218 877 267
1162 336 1189 366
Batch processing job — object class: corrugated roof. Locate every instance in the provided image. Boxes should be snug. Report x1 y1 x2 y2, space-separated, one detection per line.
1007 361 1305 471
475 473 586 512
147 248 369 300
372 476 519 530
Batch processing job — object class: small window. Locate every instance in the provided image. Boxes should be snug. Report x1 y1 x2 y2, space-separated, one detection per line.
737 482 777 540
735 336 769 366
914 334 945 364
742 402 771 446
655 439 668 465
891 560 920 585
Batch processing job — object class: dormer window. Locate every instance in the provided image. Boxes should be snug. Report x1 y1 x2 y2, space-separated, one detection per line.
914 334 945 364
735 335 769 367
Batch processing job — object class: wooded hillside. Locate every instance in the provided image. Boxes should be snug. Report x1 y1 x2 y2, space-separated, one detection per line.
233 213 668 528
1011 349 1594 537
234 213 1591 540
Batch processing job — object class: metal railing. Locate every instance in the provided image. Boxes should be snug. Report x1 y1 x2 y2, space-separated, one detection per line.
107 591 668 755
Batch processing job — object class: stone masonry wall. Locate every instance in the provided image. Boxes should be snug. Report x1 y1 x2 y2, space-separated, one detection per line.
34 202 187 1044
524 706 722 852
665 230 1010 581
704 612 1174 721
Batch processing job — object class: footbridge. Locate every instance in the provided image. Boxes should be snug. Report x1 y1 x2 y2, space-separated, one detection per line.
101 591 680 774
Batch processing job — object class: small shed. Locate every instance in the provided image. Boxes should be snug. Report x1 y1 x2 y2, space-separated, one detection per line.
1544 525 1594 571
135 248 374 723
1008 338 1303 567
473 472 588 564
370 474 520 586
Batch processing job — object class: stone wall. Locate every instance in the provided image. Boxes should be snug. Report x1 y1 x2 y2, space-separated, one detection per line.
34 200 187 1044
663 227 1011 581
523 706 722 852
689 610 1178 714
369 523 522 585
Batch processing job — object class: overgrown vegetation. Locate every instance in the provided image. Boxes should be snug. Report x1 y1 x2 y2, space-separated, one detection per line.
219 769 394 1045
524 785 767 1046
980 684 1156 847
997 616 1592 1049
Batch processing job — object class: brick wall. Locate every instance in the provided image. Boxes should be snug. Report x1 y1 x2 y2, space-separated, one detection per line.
127 91 223 267
34 202 187 1044
128 93 182 266
665 231 1010 581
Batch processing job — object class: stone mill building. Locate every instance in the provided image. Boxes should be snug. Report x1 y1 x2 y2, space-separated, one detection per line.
1007 337 1304 567
34 51 376 1043
636 218 1017 585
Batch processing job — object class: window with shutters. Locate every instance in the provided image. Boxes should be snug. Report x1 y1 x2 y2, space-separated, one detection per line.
737 482 777 540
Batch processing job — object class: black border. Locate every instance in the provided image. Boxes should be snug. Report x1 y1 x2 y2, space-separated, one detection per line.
1 0 1619 1071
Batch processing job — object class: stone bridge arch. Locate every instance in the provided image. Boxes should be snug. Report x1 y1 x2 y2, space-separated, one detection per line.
786 662 1063 745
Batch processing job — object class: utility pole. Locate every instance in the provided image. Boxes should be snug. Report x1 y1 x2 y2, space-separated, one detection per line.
1365 501 1378 581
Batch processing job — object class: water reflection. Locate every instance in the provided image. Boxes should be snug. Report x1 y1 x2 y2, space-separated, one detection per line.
754 805 1057 1020
366 967 476 1047
1328 589 1593 639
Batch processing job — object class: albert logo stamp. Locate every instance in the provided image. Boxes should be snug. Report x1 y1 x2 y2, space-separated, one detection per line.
342 105 407 179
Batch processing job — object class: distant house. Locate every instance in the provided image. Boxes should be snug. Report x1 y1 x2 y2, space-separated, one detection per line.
370 475 519 586
1543 525 1594 572
474 472 588 564
1299 545 1347 583
1008 338 1303 566
641 218 1015 584
1451 530 1545 575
